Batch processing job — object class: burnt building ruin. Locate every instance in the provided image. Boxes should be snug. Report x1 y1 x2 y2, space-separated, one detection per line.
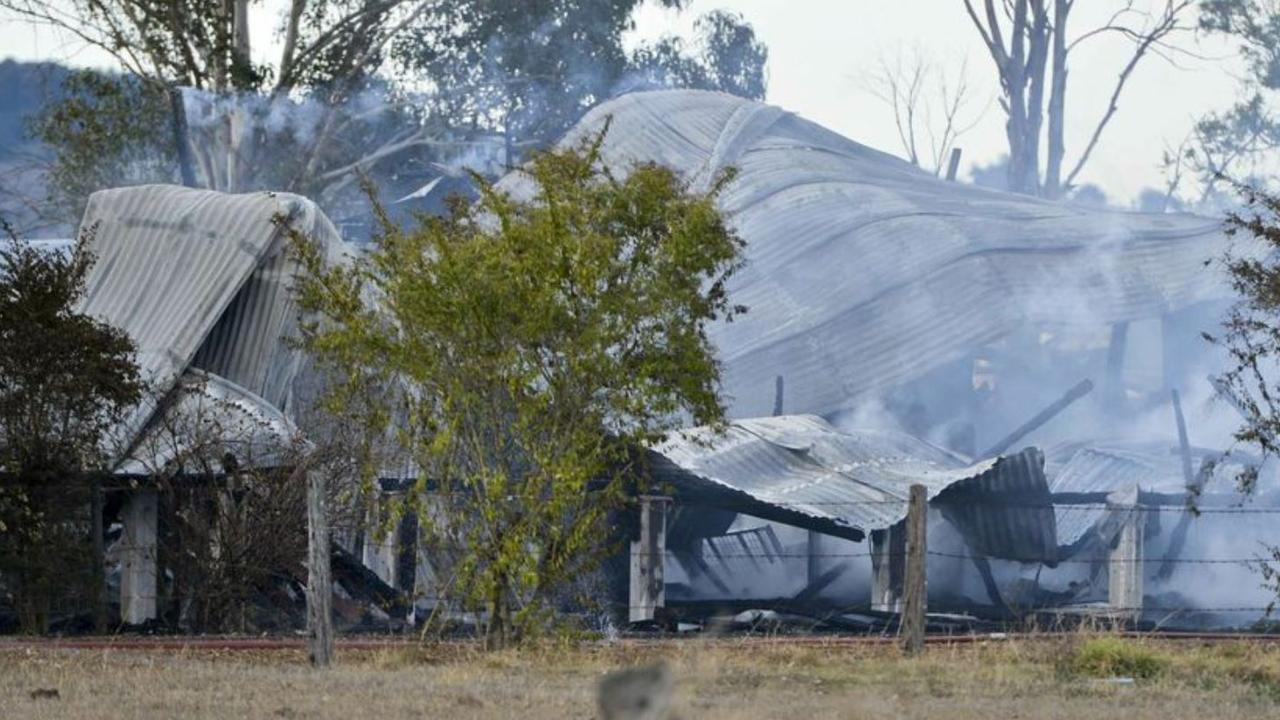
28 89 1280 634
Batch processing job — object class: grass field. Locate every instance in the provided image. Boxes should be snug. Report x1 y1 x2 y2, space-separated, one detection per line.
4 635 1280 718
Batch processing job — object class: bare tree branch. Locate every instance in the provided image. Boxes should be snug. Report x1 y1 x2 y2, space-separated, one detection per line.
1064 0 1193 189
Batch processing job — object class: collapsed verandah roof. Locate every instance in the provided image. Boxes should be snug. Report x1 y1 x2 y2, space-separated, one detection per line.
72 184 349 469
115 369 302 477
649 414 1057 563
1044 441 1268 554
501 89 1247 419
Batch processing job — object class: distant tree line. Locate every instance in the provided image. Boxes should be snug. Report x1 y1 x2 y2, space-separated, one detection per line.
0 0 768 234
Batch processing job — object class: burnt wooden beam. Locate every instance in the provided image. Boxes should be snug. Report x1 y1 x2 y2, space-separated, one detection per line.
945 147 963 181
982 379 1093 458
1106 322 1129 406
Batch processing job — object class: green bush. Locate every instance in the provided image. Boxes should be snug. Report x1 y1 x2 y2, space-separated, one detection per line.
1068 637 1167 679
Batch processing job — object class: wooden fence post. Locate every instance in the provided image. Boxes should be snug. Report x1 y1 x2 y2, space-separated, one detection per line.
306 469 334 667
901 484 927 656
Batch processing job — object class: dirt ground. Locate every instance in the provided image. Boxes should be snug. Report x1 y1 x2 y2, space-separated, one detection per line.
3 635 1280 719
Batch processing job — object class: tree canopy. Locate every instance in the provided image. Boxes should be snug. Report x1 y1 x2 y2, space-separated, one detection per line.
1164 1 1280 206
288 132 746 645
1 0 767 229
0 228 141 632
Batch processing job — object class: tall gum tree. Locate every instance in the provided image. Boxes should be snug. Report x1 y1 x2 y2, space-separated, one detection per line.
962 0 1192 198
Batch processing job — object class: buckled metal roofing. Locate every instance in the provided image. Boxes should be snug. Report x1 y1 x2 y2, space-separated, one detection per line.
117 369 301 476
649 414 1056 561
73 184 348 468
506 89 1241 419
1046 443 1250 552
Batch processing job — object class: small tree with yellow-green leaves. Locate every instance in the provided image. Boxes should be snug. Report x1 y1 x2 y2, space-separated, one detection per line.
289 130 745 647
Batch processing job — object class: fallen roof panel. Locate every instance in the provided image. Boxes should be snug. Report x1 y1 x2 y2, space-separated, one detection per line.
503 90 1245 418
74 185 345 463
650 414 1056 561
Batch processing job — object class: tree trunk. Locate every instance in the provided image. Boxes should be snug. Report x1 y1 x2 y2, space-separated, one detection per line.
485 588 509 650
1004 0 1032 194
1042 0 1070 198
227 0 252 191
1021 2 1050 194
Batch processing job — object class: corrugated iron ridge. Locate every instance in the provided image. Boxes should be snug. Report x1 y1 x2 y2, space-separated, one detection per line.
74 185 342 463
508 89 1243 419
653 415 1052 558
117 369 300 476
934 446 1058 564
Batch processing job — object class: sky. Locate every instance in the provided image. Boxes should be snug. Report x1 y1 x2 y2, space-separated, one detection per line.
0 0 1246 205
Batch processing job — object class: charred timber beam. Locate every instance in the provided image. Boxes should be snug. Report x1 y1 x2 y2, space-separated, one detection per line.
792 563 849 606
1155 459 1212 581
982 379 1094 458
969 552 1008 615
1105 322 1129 406
870 524 905 613
1157 389 1212 580
1173 389 1195 488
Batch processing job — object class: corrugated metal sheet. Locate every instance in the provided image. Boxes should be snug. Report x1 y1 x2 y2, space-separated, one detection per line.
1046 443 1243 551
501 90 1243 419
117 369 300 476
74 184 346 464
189 233 305 414
650 414 1056 561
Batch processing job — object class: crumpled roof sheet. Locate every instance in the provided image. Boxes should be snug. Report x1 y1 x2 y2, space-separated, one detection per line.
75 185 346 465
509 90 1237 418
117 369 300 476
650 414 1056 561
1046 443 1245 551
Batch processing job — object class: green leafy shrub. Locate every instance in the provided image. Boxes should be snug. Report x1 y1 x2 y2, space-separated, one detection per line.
1067 637 1167 679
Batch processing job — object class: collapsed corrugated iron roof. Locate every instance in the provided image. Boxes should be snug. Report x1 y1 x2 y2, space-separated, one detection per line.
73 185 348 467
650 414 1056 562
502 89 1238 419
117 369 301 476
1045 442 1253 554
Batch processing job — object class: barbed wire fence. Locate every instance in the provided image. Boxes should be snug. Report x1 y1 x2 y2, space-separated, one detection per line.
8 490 1280 636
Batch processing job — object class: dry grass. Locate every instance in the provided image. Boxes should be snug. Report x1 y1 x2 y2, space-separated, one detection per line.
4 635 1280 719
